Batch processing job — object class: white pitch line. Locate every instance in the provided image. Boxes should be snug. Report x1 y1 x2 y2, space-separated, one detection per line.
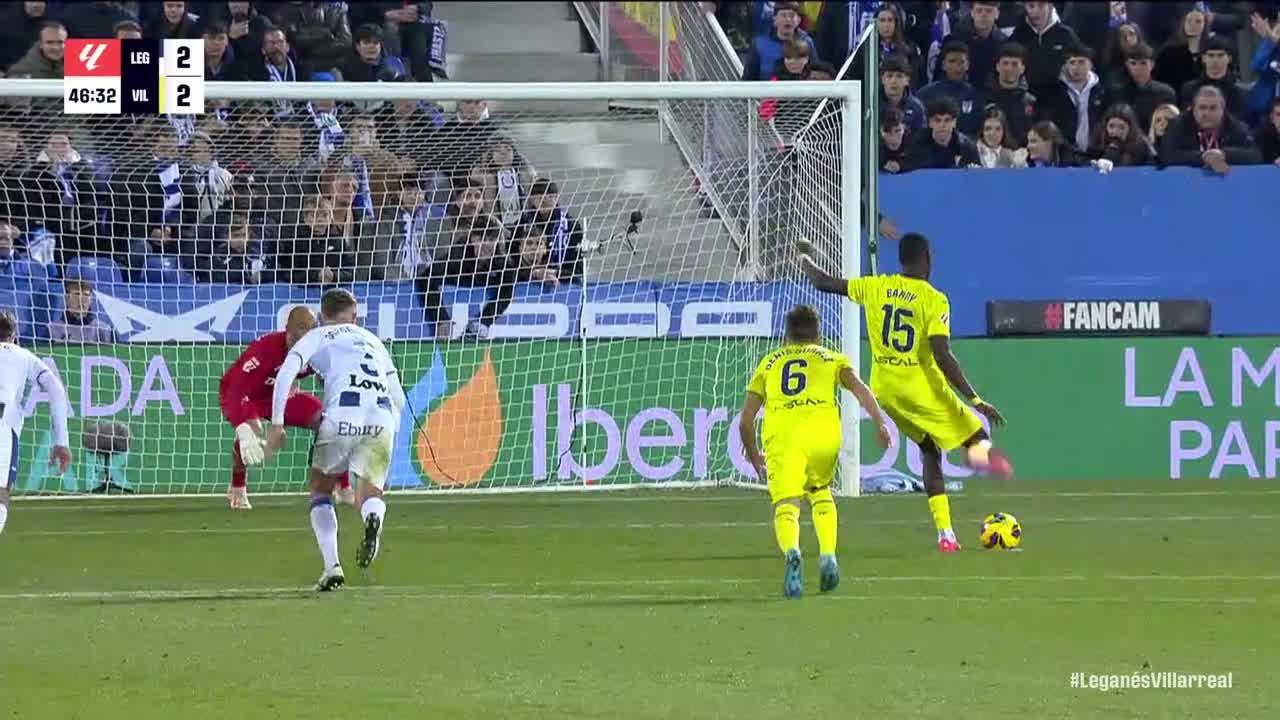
14 487 1280 511
0 585 1261 605
13 514 1278 537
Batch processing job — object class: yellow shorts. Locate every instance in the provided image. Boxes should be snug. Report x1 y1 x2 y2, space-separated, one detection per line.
763 433 840 504
879 389 983 451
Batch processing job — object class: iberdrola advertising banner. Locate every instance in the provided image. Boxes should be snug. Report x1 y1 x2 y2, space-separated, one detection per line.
12 337 1280 494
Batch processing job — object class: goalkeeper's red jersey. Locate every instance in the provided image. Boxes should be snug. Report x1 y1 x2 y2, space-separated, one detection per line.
219 331 315 424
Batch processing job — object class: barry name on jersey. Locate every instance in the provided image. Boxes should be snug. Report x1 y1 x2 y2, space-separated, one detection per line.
885 288 917 303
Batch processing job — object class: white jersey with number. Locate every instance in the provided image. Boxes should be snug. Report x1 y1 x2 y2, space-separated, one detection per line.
0 342 71 490
272 323 405 486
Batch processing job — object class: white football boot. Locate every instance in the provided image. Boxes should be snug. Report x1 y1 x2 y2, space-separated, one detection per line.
227 485 252 510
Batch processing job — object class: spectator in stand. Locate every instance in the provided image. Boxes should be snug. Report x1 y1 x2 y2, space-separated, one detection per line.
1155 7 1210 96
1037 45 1110 152
186 132 235 225
983 42 1039 147
341 23 408 83
1257 97 1280 164
935 1 1004 87
32 129 106 263
278 195 355 286
881 54 926 132
1088 103 1155 166
1111 43 1177 134
208 214 264 285
1008 2 1081 90
1100 22 1145 88
0 2 55 72
0 125 29 231
257 121 312 229
814 0 878 72
1180 37 1246 117
1159 85 1261 173
348 2 437 83
268 1 351 74
203 20 239 81
1247 11 1280 125
742 1 814 81
417 213 520 340
1025 120 1096 167
759 41 820 130
112 125 187 263
384 97 442 168
482 136 534 231
50 278 114 343
918 42 983 135
976 106 1029 168
808 60 836 80
880 108 908 173
147 1 200 39
514 179 583 287
8 20 65 80
427 99 499 200
904 97 981 171
342 113 402 226
223 102 273 169
242 26 303 84
113 19 143 39
62 1 135 42
1150 1 1247 48
1148 102 1181 147
1064 0 1135 62
369 173 429 282
318 165 368 273
874 4 922 84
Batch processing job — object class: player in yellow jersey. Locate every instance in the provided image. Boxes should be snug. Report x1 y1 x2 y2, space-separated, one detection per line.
738 305 893 599
798 233 1012 553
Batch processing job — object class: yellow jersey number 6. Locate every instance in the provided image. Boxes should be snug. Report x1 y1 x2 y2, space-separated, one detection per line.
781 359 808 396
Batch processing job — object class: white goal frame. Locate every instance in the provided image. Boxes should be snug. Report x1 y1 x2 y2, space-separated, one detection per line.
1 78 862 498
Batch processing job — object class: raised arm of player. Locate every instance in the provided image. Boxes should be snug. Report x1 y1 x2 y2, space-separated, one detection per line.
927 335 1006 426
32 358 71 473
797 252 849 296
838 367 893 448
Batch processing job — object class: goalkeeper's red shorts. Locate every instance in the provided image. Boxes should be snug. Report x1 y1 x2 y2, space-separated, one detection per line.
220 392 324 430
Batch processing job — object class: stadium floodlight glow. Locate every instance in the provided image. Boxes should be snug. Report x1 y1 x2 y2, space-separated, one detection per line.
3 78 861 498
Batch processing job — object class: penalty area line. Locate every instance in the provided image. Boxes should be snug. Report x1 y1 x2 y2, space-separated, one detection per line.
14 514 1279 537
0 585 1262 605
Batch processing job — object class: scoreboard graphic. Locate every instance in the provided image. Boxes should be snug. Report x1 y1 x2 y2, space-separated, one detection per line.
65 39 204 115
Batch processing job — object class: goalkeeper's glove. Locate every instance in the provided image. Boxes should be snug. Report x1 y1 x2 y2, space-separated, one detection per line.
235 422 266 466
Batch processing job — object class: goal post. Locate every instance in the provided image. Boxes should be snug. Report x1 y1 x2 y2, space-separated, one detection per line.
0 78 861 497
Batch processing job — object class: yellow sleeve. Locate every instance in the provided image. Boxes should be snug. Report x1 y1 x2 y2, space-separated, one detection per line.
926 293 952 338
847 276 871 305
746 357 768 398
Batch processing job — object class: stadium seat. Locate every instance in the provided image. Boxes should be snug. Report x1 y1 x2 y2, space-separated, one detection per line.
65 256 125 286
142 255 196 285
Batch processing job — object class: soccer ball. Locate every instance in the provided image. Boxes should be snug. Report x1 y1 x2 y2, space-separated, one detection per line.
979 512 1022 550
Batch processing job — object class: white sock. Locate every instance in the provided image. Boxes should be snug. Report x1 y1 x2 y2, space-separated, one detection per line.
361 496 386 525
310 498 339 570
0 504 7 535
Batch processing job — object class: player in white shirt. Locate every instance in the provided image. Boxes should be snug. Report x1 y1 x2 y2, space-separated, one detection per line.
266 289 405 591
0 311 72 537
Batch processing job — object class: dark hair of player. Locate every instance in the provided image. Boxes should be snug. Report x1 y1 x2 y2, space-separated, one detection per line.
898 232 931 269
0 309 16 342
320 289 357 319
784 305 821 343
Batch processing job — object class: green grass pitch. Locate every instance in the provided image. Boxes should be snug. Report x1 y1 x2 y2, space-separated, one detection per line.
1 480 1278 719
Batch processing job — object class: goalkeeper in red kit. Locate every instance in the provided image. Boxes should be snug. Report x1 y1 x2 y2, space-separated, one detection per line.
219 307 353 509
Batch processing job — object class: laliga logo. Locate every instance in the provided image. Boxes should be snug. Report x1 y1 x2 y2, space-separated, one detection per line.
79 43 109 71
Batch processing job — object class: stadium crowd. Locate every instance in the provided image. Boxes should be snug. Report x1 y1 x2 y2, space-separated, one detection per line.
0 1 587 341
724 1 1280 172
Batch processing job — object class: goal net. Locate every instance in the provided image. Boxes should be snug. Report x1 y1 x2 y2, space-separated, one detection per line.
0 79 860 497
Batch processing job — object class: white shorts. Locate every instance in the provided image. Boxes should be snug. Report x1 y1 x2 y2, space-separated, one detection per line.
310 414 395 489
0 428 17 491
